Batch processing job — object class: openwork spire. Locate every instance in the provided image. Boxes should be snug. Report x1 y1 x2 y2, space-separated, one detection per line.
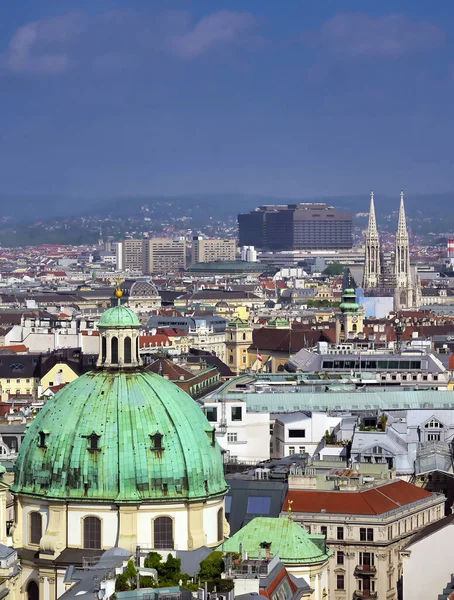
397 190 408 238
367 190 379 238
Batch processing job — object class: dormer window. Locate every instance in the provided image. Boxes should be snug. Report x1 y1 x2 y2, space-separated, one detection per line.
38 431 49 448
425 419 442 429
150 432 164 451
87 432 101 452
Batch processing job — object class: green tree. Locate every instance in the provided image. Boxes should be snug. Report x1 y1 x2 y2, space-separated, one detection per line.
115 560 137 591
322 263 345 276
199 551 224 581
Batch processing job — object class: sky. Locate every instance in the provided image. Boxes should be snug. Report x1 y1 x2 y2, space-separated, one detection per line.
1 0 454 200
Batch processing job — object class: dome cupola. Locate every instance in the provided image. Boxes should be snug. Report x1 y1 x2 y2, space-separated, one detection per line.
97 279 143 369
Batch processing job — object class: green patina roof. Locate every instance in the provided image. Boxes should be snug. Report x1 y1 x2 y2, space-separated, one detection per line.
339 287 360 312
12 371 227 503
268 317 290 327
228 318 249 328
98 304 141 328
220 517 331 565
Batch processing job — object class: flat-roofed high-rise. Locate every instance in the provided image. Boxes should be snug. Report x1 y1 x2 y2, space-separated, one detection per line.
238 203 352 250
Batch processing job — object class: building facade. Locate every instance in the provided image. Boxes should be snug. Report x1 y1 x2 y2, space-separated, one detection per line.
283 480 445 600
238 203 352 251
143 239 186 274
9 291 228 600
191 237 236 264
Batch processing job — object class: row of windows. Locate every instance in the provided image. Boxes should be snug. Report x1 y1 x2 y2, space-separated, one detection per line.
322 359 422 370
28 510 225 549
205 406 243 422
320 526 373 541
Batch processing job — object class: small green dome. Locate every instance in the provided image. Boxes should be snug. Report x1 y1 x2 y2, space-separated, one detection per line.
98 304 141 328
339 288 360 312
12 371 227 503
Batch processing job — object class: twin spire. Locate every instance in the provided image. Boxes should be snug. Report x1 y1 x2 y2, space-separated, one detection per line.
366 190 408 240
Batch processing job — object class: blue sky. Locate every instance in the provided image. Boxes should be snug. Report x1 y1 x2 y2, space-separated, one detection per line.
1 0 453 199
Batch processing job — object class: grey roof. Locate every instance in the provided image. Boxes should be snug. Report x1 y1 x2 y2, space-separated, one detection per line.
0 544 16 560
61 548 132 600
223 390 454 413
225 477 288 536
176 547 213 577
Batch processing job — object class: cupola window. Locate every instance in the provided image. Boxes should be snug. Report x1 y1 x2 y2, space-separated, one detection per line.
38 431 49 448
111 336 118 364
87 432 101 452
150 432 164 451
124 336 132 364
29 511 42 545
83 516 101 549
153 516 173 549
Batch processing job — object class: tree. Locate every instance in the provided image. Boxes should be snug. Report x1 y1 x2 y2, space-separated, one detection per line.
115 560 137 591
323 263 345 277
199 551 224 581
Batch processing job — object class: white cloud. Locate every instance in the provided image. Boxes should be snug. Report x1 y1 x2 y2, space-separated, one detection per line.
308 13 445 59
0 9 257 76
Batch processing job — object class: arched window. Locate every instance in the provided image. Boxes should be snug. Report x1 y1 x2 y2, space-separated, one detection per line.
217 508 224 542
352 324 357 333
83 516 101 549
102 337 107 362
29 511 42 545
27 581 39 600
124 337 132 364
153 516 173 549
111 337 118 364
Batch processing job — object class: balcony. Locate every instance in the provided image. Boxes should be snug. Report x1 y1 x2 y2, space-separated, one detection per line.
354 564 377 576
353 591 377 599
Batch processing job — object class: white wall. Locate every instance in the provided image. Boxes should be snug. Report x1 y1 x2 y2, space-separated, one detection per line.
402 520 454 600
206 400 270 462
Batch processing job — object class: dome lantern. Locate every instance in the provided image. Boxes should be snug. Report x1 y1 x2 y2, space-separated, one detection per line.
96 278 143 369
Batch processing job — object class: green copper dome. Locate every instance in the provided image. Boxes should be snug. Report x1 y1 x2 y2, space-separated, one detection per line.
339 287 360 312
98 304 141 328
12 371 227 503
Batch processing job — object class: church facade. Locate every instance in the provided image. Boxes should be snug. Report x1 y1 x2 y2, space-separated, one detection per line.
363 191 421 309
7 287 229 600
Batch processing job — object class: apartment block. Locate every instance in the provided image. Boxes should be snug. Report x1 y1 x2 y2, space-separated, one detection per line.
143 238 186 274
192 236 237 264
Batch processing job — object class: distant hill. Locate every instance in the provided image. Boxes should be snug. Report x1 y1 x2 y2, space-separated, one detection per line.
1 191 453 246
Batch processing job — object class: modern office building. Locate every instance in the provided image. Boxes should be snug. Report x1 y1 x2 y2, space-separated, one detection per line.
143 238 186 274
117 239 144 272
238 203 352 250
192 236 236 265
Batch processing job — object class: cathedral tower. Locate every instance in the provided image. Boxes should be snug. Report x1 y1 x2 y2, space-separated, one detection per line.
395 191 413 308
363 190 381 289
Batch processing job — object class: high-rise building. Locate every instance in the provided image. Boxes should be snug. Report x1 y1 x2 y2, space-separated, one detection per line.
192 237 236 265
143 238 186 274
119 239 144 272
238 203 352 250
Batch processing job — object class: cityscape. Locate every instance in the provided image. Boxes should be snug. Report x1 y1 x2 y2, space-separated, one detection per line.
1 3 454 600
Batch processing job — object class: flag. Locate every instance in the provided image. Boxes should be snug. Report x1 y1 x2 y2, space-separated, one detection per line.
257 352 263 363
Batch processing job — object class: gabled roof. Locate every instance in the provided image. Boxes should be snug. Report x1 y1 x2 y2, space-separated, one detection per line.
283 480 434 516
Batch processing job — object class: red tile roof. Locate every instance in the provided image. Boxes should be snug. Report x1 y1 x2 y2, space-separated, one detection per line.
283 480 433 516
0 344 28 353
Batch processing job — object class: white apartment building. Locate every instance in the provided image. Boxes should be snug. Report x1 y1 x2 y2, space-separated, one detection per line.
284 479 445 600
192 236 237 264
272 411 342 458
202 398 270 463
